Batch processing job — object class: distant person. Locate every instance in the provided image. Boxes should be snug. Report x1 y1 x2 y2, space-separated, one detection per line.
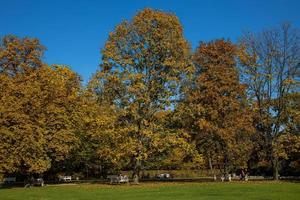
240 170 245 181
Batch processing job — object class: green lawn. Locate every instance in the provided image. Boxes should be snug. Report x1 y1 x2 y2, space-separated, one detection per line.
0 182 300 200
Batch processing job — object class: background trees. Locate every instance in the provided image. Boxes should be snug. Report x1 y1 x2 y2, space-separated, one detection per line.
178 40 254 177
238 23 300 179
70 89 129 178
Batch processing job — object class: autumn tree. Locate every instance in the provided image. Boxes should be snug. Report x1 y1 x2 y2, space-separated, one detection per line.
0 72 51 174
93 8 194 182
270 94 300 174
36 65 81 167
0 35 44 76
178 40 254 178
238 23 300 179
68 86 130 177
281 93 300 136
0 35 47 174
0 36 81 176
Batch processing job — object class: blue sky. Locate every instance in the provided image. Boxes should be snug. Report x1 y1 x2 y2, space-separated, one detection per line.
1 0 300 82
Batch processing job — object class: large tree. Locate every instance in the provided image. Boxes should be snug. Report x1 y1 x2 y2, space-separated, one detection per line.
93 8 194 182
178 40 254 177
0 36 81 176
238 23 300 179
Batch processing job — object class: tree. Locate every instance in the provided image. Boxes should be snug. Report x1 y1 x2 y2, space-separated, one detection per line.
69 87 129 178
270 93 300 176
273 134 300 175
0 36 81 176
93 8 194 182
178 40 254 177
37 65 81 165
238 23 300 179
282 93 300 135
0 64 81 176
0 35 48 175
0 72 51 174
0 35 44 76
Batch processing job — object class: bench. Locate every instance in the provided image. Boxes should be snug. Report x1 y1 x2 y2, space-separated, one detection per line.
107 175 129 184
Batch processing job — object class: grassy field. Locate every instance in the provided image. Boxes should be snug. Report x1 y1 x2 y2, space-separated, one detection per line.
0 182 300 200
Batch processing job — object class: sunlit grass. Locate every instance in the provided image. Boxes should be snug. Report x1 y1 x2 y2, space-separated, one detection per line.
1 181 300 200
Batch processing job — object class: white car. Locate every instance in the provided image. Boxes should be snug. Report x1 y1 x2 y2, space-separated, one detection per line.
157 173 171 180
3 177 16 185
59 176 72 182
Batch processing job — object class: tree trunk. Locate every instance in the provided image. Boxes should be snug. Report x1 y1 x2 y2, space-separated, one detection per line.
272 157 279 180
133 174 139 184
132 158 141 184
270 140 279 180
224 155 229 176
86 164 89 178
208 157 214 176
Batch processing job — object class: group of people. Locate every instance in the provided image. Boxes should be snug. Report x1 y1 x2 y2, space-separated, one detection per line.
219 170 248 182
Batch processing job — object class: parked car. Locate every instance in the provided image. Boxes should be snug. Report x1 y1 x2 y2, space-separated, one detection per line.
33 178 44 186
157 173 171 180
59 176 72 182
3 177 16 185
24 178 44 188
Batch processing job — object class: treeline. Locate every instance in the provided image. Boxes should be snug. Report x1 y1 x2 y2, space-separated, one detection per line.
0 8 299 182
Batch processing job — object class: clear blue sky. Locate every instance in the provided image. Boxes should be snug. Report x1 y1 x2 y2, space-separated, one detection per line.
1 0 300 83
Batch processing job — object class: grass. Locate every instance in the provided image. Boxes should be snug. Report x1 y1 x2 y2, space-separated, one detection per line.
0 182 300 200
